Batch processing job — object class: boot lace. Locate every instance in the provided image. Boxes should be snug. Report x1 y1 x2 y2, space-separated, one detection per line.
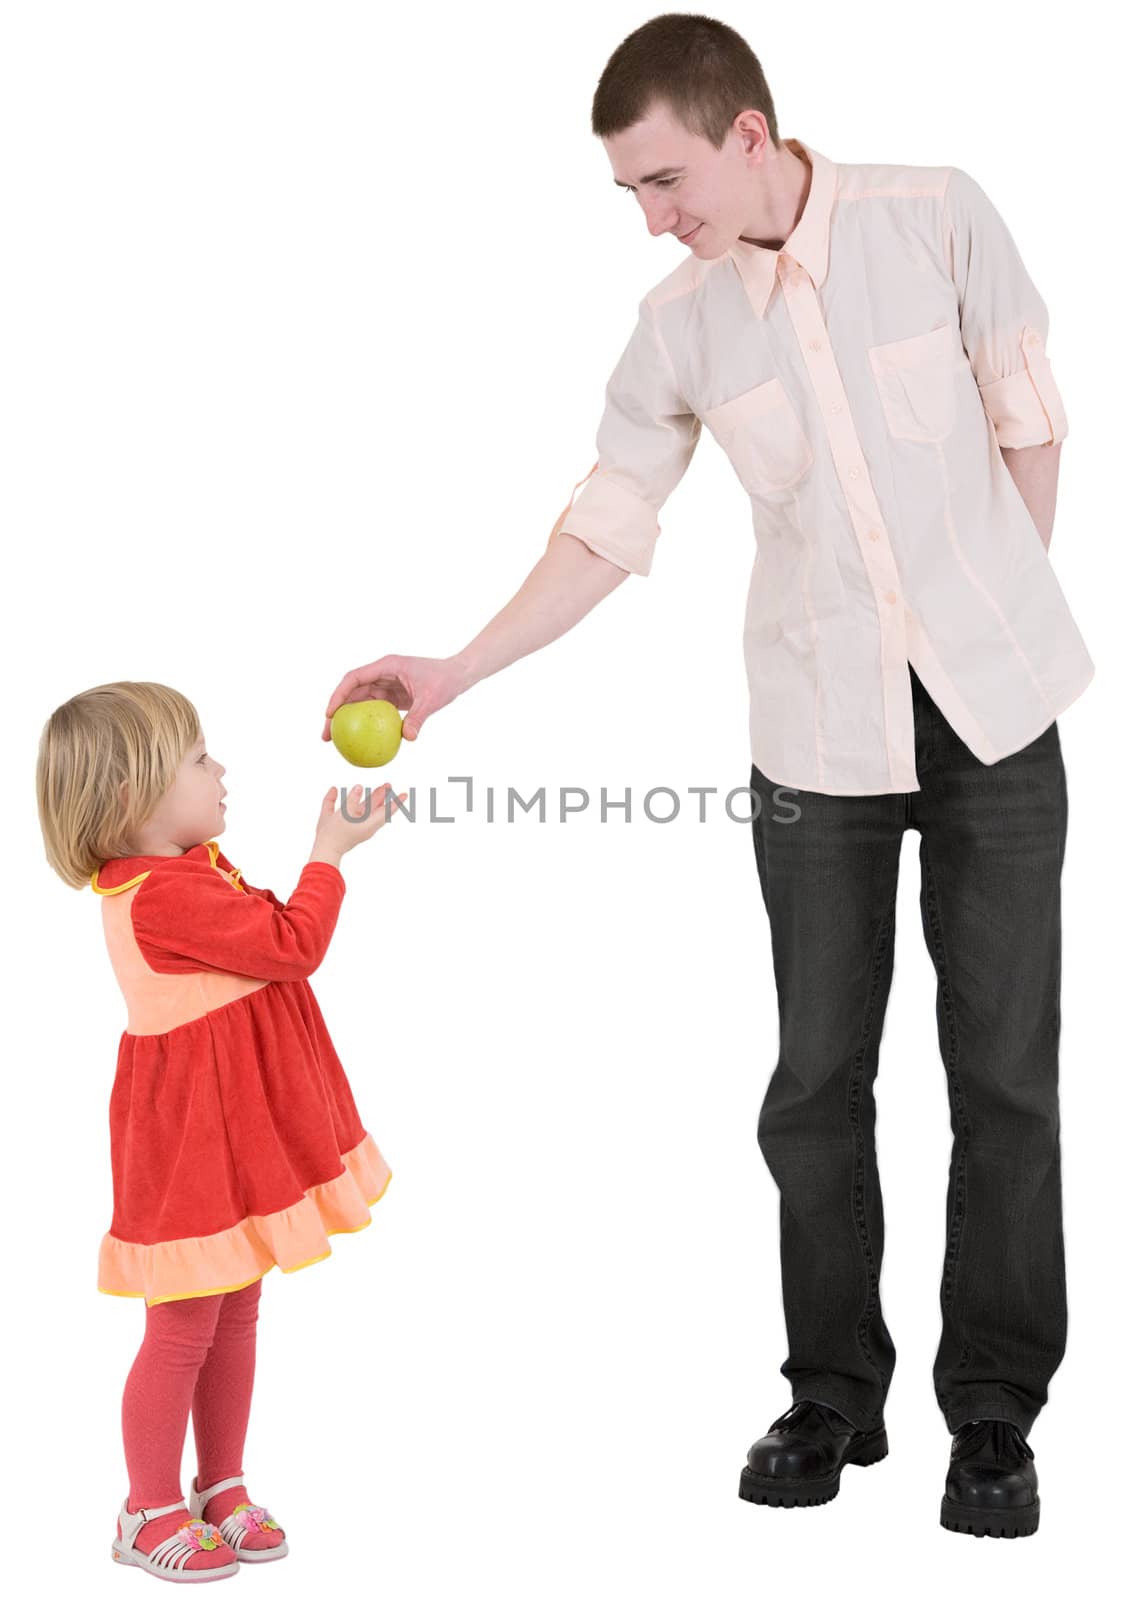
770 1399 840 1434
954 1418 1034 1463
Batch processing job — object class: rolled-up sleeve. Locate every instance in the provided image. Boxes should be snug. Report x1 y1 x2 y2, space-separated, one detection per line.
552 296 702 575
943 166 1068 449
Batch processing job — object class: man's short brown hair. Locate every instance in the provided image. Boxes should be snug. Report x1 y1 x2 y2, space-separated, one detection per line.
592 12 781 150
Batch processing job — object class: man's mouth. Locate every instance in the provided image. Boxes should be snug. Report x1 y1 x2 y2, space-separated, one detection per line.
679 223 703 242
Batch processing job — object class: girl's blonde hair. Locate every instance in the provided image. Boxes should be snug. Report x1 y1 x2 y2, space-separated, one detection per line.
36 681 201 889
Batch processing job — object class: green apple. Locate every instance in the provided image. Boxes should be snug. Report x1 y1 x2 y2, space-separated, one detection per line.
330 700 403 767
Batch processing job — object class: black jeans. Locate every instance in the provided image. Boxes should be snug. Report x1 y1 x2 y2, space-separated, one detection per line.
748 663 1068 1437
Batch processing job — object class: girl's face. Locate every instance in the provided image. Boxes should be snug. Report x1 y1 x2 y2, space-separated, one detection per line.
125 732 227 858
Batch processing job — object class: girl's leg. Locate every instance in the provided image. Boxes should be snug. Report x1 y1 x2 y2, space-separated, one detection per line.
120 1291 233 1570
191 1277 260 1490
191 1277 283 1552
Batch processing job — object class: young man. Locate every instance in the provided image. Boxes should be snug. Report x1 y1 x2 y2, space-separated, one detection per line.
323 16 1092 1538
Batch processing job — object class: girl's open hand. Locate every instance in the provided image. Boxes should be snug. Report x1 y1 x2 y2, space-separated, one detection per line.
314 783 408 858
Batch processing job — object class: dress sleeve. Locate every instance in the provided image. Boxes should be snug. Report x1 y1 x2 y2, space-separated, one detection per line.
942 166 1068 449
552 296 702 575
130 856 346 981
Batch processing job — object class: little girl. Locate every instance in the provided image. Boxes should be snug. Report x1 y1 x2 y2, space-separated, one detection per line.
36 679 407 1583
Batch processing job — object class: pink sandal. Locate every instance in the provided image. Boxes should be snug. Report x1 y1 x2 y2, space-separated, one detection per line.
111 1499 238 1582
188 1475 288 1562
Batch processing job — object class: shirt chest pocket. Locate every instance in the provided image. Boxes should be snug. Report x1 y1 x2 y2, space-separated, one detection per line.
867 322 964 443
702 377 813 496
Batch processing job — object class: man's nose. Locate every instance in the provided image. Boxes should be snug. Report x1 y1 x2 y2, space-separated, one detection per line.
635 191 679 238
645 204 679 238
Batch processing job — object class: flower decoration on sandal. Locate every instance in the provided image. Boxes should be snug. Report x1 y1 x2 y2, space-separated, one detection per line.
176 1518 224 1552
231 1502 282 1534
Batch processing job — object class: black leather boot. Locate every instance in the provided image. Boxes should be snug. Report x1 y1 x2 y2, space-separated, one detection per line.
739 1398 888 1508
940 1418 1040 1537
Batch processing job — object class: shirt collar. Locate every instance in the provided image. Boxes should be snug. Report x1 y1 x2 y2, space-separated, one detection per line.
91 839 216 893
725 138 837 317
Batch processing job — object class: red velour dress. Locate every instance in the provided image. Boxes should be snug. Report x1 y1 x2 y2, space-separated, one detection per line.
90 839 391 1306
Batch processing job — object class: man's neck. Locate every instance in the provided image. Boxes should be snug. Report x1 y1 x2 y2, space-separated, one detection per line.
738 140 812 250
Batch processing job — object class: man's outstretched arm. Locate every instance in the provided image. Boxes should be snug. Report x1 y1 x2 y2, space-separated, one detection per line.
451 528 629 695
321 529 630 743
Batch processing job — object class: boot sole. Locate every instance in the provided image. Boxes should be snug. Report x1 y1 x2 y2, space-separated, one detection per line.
940 1494 1040 1537
738 1426 889 1508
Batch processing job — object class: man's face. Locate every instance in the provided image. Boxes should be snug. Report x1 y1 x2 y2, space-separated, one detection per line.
604 100 772 256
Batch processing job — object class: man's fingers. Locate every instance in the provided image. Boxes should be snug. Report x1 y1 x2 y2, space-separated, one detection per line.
323 661 423 742
323 668 377 739
324 670 364 722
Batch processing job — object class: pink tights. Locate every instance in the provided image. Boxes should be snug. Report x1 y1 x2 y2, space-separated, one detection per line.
122 1277 262 1515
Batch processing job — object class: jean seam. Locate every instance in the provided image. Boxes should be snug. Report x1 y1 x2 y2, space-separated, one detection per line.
921 844 973 1374
846 897 896 1406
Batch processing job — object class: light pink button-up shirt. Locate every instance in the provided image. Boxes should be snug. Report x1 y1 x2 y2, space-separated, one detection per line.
551 137 1094 794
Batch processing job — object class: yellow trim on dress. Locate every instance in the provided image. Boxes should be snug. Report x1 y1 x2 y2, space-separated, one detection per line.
204 839 246 893
91 867 152 896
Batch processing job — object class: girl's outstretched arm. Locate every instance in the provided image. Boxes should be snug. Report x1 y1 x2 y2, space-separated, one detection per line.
129 852 345 982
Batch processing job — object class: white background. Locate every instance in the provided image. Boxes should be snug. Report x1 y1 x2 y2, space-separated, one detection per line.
2 1 1128 1592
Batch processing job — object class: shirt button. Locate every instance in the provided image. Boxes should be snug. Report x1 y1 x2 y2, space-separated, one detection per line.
830 401 841 413
884 590 897 605
868 529 880 542
809 338 822 351
849 468 860 480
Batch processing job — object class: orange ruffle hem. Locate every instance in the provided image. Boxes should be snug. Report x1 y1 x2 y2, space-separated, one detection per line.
99 1133 392 1306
